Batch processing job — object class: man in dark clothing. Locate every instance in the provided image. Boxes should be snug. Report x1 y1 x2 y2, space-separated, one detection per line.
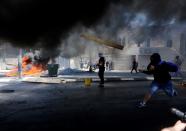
97 53 105 87
131 58 138 73
174 55 183 77
106 61 109 71
138 53 178 108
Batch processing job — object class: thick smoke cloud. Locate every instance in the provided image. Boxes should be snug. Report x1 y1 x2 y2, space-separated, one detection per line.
118 0 186 23
0 0 112 46
0 0 115 58
90 0 186 47
1 0 186 58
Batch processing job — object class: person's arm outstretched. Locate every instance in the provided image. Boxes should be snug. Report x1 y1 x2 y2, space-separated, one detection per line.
139 63 154 75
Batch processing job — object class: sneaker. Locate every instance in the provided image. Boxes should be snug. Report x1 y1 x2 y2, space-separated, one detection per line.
138 102 146 108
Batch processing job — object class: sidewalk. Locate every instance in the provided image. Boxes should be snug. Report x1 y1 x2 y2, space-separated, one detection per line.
58 71 183 82
0 70 184 83
23 70 184 83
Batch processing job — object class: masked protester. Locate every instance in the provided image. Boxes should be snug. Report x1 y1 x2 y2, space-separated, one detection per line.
138 53 178 108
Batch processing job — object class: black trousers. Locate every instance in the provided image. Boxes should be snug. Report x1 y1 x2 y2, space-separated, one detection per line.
131 67 137 73
98 68 105 84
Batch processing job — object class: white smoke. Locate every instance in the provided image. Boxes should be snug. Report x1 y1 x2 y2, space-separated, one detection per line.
58 2 186 58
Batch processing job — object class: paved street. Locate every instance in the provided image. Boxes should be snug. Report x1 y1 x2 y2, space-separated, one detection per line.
0 79 185 131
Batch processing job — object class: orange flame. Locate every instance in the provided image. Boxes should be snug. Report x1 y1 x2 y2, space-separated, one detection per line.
23 63 45 76
6 56 46 77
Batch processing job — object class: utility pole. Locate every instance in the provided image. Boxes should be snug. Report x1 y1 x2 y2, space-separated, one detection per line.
18 48 22 79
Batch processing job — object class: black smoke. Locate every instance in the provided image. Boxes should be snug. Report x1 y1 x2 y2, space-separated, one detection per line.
0 0 114 47
1 0 186 58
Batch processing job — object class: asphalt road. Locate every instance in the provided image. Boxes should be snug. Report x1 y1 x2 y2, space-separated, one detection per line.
0 80 186 131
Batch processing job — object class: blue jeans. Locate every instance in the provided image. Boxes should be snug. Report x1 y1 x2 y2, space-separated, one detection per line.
149 81 175 97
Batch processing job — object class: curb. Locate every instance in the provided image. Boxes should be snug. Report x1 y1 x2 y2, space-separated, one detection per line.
21 76 184 84
63 77 183 83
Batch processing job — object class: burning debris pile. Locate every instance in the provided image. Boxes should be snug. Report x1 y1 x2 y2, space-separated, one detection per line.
6 50 50 77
